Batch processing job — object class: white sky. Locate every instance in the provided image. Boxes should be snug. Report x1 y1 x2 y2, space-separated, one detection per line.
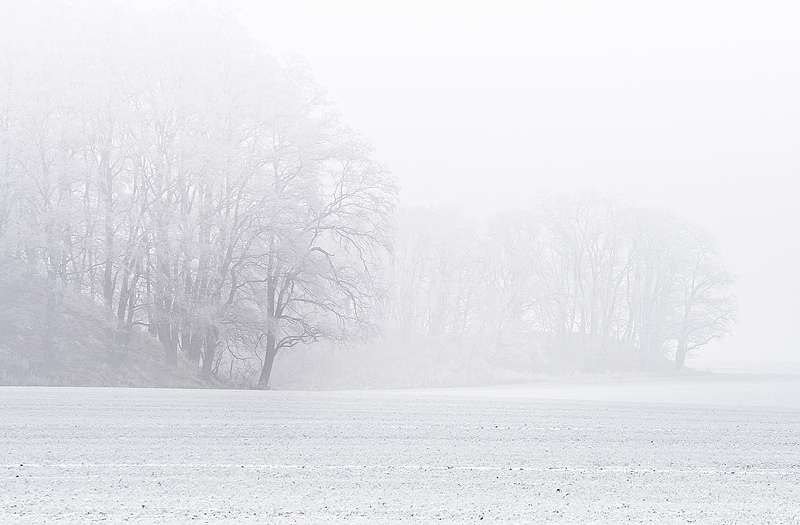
231 0 800 362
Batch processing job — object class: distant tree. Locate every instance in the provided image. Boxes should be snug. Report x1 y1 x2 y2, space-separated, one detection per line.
387 205 484 348
532 193 633 368
670 224 737 369
385 194 738 375
622 207 684 359
482 207 544 343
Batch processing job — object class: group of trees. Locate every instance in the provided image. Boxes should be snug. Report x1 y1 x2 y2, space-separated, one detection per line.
0 2 396 387
0 2 736 386
386 195 737 372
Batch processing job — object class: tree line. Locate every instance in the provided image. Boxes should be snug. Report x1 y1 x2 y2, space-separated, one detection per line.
386 197 736 374
0 2 397 387
0 2 736 386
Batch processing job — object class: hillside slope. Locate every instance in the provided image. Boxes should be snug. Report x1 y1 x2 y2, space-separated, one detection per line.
0 265 212 388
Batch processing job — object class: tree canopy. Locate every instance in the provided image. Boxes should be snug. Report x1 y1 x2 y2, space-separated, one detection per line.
0 1 398 387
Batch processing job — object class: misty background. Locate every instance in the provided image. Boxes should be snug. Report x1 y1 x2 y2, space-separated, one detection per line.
0 0 796 389
235 0 800 363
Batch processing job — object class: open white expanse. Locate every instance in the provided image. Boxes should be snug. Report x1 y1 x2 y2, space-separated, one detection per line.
2 377 799 523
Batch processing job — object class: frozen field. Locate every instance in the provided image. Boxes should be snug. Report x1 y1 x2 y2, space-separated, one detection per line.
2 375 799 524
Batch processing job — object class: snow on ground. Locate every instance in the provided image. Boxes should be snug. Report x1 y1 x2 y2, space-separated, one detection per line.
421 372 800 409
689 360 800 376
1 375 799 523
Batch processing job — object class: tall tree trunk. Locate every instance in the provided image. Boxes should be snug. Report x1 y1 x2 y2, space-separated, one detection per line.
257 331 277 389
187 333 202 365
675 336 688 370
102 147 115 312
201 327 218 379
161 326 178 367
114 266 130 346
116 269 129 324
42 276 58 366
675 307 691 370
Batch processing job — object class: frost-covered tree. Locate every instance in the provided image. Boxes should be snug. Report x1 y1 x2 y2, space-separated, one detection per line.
670 224 738 369
0 1 398 384
385 194 737 373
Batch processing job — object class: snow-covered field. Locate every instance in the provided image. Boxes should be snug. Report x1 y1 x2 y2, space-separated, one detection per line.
2 375 799 523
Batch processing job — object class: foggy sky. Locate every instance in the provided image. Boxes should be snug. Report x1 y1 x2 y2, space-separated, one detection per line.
229 0 800 363
224 1 799 361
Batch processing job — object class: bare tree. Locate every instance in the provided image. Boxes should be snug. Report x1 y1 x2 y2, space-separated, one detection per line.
671 224 738 369
244 87 397 387
384 194 738 375
0 2 398 383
